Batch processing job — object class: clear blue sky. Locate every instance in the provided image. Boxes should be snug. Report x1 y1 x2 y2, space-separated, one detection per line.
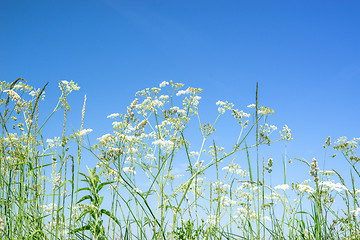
1 0 360 185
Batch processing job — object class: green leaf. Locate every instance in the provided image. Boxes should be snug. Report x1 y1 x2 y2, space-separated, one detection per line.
71 225 91 234
100 209 122 228
96 181 113 193
77 195 93 204
76 187 92 193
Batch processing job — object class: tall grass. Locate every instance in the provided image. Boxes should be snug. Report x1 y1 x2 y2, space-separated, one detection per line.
0 79 359 239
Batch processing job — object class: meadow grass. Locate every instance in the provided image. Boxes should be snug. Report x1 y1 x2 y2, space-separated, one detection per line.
0 79 359 239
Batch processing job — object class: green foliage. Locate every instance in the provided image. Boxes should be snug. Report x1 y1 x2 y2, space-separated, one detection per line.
172 220 204 240
1 79 360 239
72 167 120 240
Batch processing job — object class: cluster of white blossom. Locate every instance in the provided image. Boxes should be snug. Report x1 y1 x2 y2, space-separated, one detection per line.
222 163 248 177
58 80 80 93
258 106 274 115
46 137 60 148
216 100 234 114
318 181 348 193
274 184 290 191
75 128 93 137
42 203 57 214
152 138 175 152
206 215 219 225
234 207 256 220
123 166 136 175
296 183 315 194
280 125 293 141
221 196 237 206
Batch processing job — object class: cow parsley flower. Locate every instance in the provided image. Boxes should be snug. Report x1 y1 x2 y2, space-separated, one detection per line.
297 184 315 194
159 81 169 88
206 215 219 225
274 184 290 191
176 88 190 96
3 89 21 103
350 208 360 217
133 188 142 194
107 113 119 118
123 167 136 175
76 128 93 136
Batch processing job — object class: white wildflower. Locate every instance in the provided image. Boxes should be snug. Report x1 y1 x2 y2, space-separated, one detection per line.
76 128 93 136
46 137 60 148
258 106 274 115
59 80 80 92
216 100 233 114
206 215 219 225
247 104 255 108
176 88 190 96
222 196 237 206
133 188 142 194
107 113 119 118
216 101 225 106
194 160 204 169
280 125 293 141
274 184 290 191
152 139 174 150
297 184 315 194
29 90 36 97
42 203 57 214
319 181 347 192
189 151 199 157
123 167 136 175
159 81 169 88
97 134 113 144
350 208 360 217
218 107 225 114
3 89 21 103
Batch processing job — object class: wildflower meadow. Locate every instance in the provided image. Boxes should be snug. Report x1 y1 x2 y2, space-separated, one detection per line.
1 78 360 239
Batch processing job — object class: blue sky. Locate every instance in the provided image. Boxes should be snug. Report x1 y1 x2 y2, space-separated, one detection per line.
1 0 360 186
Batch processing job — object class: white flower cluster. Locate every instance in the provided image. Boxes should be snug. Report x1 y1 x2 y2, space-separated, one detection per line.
221 196 237 206
3 89 21 105
53 173 63 189
216 100 234 114
159 81 169 88
258 106 274 115
318 181 348 192
169 106 186 115
58 80 80 93
280 125 293 141
234 207 256 220
76 128 93 137
176 88 190 96
133 187 142 194
46 137 60 148
260 123 277 134
206 215 219 225
222 163 248 177
350 208 360 217
42 203 57 214
194 160 204 169
297 184 315 194
152 139 174 152
107 113 120 118
274 184 290 191
28 88 46 100
97 133 114 145
123 166 136 175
